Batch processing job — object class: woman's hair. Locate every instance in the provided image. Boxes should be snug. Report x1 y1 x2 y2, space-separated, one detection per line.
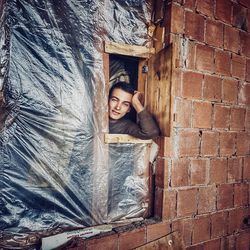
109 82 135 98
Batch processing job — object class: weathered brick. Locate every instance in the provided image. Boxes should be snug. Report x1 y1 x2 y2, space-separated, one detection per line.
195 44 214 72
228 207 249 233
119 228 146 250
203 239 221 250
231 54 246 80
184 0 195 10
215 50 231 76
228 158 243 183
175 98 192 128
246 59 250 81
245 109 250 131
198 186 216 214
196 0 214 17
162 190 177 219
185 11 204 42
178 130 200 157
155 158 168 188
230 107 246 131
234 183 249 207
243 157 250 180
225 235 236 250
192 216 210 244
239 0 250 8
236 132 250 156
238 83 250 106
215 0 232 24
182 71 203 99
247 9 250 33
203 74 222 101
146 222 171 242
219 132 236 156
210 158 228 184
86 234 118 250
217 184 234 210
171 158 189 187
201 131 219 156
172 219 193 246
190 159 208 185
177 188 197 217
205 19 223 48
222 79 238 104
232 3 248 31
186 40 196 70
171 4 184 34
193 101 212 128
213 104 230 129
236 231 250 250
240 31 250 57
224 25 240 53
211 211 228 237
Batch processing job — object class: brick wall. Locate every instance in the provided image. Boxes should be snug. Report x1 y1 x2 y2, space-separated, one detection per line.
167 0 250 248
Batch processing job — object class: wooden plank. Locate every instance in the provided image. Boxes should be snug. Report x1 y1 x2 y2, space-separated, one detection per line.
146 45 172 137
104 41 155 58
104 134 152 144
153 0 165 24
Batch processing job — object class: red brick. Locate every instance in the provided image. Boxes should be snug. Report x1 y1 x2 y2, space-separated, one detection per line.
247 9 250 33
203 75 222 101
215 50 231 76
239 0 250 8
171 4 184 34
192 216 210 244
228 158 243 183
178 130 200 157
215 0 232 24
119 228 146 250
162 190 177 219
246 59 250 81
232 54 246 80
86 234 118 250
198 186 216 214
224 25 240 53
225 235 236 250
220 132 236 156
185 11 204 42
190 159 208 185
222 79 238 104
232 4 248 31
196 0 214 17
201 131 219 156
203 239 221 250
230 107 246 131
210 158 228 184
205 19 223 48
240 31 250 57
243 157 250 180
146 222 171 242
186 41 196 70
172 219 193 246
193 101 212 128
217 184 234 210
236 232 250 250
182 71 203 99
238 83 250 105
213 105 230 129
184 0 195 10
195 44 214 72
177 188 197 217
211 211 228 237
228 207 249 233
155 158 168 188
175 98 192 128
234 183 249 207
246 109 250 131
171 158 189 187
236 132 250 156
154 187 163 218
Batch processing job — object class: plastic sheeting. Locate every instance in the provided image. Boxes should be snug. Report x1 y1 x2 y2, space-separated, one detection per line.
0 0 153 247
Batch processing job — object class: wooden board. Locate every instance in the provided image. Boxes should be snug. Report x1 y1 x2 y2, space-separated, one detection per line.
104 133 152 144
146 45 172 137
104 41 155 58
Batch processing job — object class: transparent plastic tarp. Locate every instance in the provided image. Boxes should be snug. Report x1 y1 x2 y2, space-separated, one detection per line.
0 0 152 247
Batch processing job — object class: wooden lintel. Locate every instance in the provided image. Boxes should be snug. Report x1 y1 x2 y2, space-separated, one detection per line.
104 133 152 144
104 41 155 58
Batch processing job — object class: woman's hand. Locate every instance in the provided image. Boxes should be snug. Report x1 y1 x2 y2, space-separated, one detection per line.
132 91 144 113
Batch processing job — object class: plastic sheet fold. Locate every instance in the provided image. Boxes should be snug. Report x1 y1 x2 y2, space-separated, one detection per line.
0 0 152 247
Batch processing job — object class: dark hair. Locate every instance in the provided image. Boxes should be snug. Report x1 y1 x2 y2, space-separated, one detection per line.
109 82 135 98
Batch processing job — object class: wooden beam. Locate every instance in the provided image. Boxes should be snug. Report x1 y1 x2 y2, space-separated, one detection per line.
104 41 155 58
104 134 152 144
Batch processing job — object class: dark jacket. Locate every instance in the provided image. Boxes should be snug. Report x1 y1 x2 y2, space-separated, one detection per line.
109 109 160 140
